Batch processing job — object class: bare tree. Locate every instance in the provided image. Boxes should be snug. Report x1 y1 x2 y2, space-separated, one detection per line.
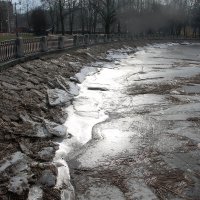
41 0 57 33
31 8 47 35
37 0 197 36
58 0 65 35
93 0 116 34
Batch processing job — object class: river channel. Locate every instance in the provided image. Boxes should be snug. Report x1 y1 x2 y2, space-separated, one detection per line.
56 43 200 200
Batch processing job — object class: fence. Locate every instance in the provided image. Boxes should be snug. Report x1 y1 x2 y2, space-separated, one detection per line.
23 37 41 55
0 34 199 64
0 34 128 63
0 40 17 62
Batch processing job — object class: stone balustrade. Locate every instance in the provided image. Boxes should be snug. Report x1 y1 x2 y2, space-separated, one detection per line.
0 33 199 65
0 34 131 64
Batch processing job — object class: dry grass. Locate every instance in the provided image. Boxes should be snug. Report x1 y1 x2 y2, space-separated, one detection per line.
127 83 180 95
43 188 60 200
146 169 194 200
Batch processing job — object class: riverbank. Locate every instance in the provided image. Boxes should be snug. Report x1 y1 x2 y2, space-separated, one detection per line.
0 39 199 199
0 40 142 199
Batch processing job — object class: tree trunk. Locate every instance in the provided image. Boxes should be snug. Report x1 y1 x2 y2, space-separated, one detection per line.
59 0 65 35
105 22 110 34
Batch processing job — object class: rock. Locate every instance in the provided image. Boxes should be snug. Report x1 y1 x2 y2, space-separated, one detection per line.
34 123 50 138
68 82 80 96
19 142 32 155
19 122 49 138
28 77 40 85
19 113 32 123
22 82 35 90
28 185 43 200
19 113 50 138
0 152 29 174
47 89 72 106
74 67 98 83
2 115 10 122
68 62 81 68
61 189 75 200
8 176 29 195
44 120 67 138
55 75 69 91
87 87 108 91
38 147 54 161
16 65 28 73
39 170 56 187
2 82 20 90
85 52 96 60
114 61 120 65
31 89 45 99
92 126 103 140
0 152 30 195
70 77 79 83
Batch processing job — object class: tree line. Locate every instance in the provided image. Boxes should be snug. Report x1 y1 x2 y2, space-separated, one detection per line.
21 0 200 36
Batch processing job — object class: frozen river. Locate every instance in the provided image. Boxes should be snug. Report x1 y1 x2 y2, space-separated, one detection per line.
56 43 200 199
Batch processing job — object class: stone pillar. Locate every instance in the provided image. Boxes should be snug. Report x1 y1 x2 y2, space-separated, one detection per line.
104 34 107 43
131 34 134 41
99 35 103 43
96 35 100 43
84 34 89 45
58 36 65 49
111 34 115 41
108 34 111 42
81 35 85 45
73 35 78 46
118 34 121 41
40 36 48 52
16 37 24 58
92 35 95 43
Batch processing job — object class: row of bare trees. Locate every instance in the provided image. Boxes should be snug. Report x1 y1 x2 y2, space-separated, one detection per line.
39 0 117 35
22 0 200 36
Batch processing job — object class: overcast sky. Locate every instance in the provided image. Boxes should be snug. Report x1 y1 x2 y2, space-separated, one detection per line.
11 0 41 12
12 0 41 8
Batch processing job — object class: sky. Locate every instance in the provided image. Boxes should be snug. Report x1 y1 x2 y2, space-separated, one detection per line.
12 0 41 8
11 0 41 12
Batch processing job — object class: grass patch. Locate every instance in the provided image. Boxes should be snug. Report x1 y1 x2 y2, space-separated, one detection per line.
0 33 35 42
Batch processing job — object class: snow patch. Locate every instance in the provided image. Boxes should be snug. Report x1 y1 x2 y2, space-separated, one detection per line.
47 89 73 106
28 185 43 200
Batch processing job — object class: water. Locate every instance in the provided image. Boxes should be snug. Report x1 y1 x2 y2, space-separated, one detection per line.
56 43 200 199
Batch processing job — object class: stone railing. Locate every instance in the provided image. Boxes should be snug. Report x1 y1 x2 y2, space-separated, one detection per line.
0 34 131 64
0 39 17 62
23 37 41 56
0 33 199 64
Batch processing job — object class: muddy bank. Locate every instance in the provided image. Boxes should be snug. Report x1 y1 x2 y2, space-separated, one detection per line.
1 39 200 200
0 40 145 199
